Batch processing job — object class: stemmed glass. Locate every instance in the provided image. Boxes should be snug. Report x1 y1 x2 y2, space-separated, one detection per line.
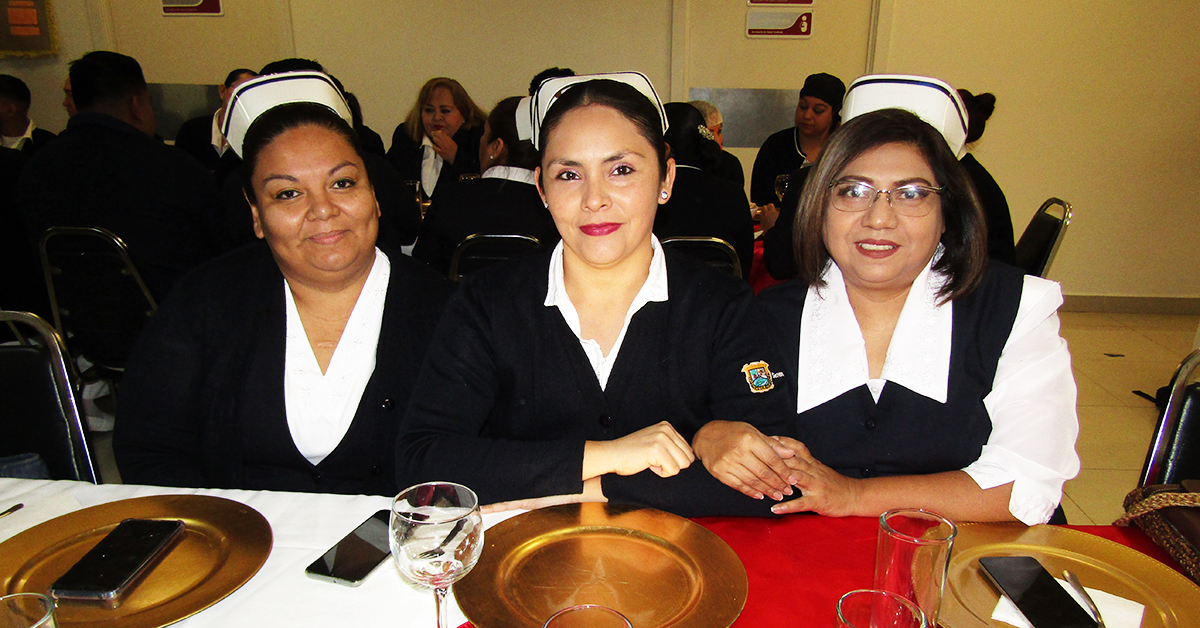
390 482 484 628
774 173 790 202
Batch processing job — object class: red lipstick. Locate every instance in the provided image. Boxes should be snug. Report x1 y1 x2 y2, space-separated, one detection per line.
580 223 621 236
855 239 899 259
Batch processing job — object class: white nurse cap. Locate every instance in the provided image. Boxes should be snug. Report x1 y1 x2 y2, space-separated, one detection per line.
841 74 969 157
222 71 352 158
516 71 667 150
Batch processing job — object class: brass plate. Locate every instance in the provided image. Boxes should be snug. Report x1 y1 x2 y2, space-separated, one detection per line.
457 503 747 628
0 495 272 628
941 523 1200 628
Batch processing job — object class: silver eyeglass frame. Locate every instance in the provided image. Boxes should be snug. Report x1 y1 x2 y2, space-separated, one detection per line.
828 180 945 217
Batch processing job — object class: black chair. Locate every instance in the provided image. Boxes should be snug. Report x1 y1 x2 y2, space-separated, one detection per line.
1140 349 1200 487
0 310 98 482
39 227 158 373
660 236 742 278
1014 197 1072 277
448 234 542 282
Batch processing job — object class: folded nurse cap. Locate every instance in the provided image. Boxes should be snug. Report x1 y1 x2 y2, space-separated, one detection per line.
841 74 969 157
222 71 352 158
516 71 667 150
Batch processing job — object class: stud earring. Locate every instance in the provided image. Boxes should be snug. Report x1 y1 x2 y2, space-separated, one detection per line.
661 190 669 200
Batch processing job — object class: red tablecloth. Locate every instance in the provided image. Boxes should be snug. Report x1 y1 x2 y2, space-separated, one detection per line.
460 515 1179 627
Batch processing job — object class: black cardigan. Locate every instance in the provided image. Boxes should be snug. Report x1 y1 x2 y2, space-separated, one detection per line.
396 250 789 517
113 243 453 496
386 123 484 199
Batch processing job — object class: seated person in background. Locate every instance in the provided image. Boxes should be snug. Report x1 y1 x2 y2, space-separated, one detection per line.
413 96 559 276
653 102 753 280
397 73 792 518
220 61 421 251
17 51 228 302
114 72 454 496
387 77 486 201
957 88 1016 265
688 99 744 189
174 67 256 180
757 73 846 280
698 76 1079 525
0 74 57 156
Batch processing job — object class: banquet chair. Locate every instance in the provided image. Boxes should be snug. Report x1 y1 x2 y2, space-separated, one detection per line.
0 310 98 483
1140 349 1200 487
39 226 159 375
660 236 742 278
1014 197 1072 278
448 234 542 282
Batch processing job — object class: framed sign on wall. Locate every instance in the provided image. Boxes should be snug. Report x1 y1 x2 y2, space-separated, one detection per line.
1 0 55 57
163 0 223 16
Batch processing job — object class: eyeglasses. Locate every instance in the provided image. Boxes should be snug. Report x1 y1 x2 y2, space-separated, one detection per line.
828 180 944 217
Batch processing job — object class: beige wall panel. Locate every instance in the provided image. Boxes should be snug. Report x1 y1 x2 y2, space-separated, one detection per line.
288 0 672 149
105 0 293 85
879 0 1200 297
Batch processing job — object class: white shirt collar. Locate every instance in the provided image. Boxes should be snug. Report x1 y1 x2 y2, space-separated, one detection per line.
420 135 443 197
544 236 669 389
210 110 230 155
482 165 536 186
1 119 36 150
796 253 952 413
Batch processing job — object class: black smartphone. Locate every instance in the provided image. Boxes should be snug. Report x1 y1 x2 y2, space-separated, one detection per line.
305 509 392 587
979 556 1098 628
50 518 185 604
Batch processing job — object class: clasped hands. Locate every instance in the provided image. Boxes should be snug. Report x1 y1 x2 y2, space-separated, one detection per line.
692 420 863 517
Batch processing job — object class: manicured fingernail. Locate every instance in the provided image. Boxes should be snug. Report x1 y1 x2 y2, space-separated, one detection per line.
754 492 764 500
772 491 784 501
783 487 793 496
771 504 783 514
788 475 799 485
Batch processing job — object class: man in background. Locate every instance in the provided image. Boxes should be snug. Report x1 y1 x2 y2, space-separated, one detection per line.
17 50 228 303
0 74 57 155
173 67 255 180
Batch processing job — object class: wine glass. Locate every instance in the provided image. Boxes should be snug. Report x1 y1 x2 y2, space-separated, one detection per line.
774 173 790 202
390 482 484 628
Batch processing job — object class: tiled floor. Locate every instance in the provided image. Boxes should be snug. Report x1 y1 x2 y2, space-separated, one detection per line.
87 313 1200 525
1058 312 1199 524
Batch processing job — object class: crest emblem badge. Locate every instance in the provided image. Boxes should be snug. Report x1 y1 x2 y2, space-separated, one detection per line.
741 361 775 393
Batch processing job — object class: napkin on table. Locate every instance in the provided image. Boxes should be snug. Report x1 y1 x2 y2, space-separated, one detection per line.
991 576 1145 628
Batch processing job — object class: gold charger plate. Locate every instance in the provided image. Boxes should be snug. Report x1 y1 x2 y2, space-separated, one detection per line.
456 502 747 628
941 522 1200 628
0 494 272 628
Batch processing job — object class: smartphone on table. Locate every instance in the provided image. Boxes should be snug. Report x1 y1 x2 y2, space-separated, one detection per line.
979 555 1098 628
50 518 186 604
305 509 391 586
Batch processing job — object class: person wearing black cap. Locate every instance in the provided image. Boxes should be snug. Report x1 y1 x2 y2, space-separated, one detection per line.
750 72 846 211
958 89 1016 266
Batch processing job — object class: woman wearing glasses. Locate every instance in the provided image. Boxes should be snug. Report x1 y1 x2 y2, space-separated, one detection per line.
696 81 1079 525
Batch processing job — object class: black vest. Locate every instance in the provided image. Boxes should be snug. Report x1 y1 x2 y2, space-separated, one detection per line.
757 263 1025 479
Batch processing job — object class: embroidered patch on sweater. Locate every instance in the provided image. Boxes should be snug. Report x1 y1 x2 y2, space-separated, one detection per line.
741 361 775 393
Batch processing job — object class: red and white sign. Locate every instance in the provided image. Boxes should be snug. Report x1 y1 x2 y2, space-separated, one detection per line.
746 9 813 39
162 0 222 16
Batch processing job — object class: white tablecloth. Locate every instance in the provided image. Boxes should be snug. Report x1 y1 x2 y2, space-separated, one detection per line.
0 479 519 627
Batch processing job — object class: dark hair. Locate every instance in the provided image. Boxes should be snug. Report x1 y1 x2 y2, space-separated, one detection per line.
68 51 147 110
958 89 997 144
223 68 256 88
539 79 669 181
664 102 720 170
401 77 486 144
259 58 323 75
0 74 31 106
240 102 364 205
485 96 539 170
528 67 575 96
793 108 987 302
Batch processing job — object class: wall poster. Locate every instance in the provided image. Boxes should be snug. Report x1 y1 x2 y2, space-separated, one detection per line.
1 0 55 57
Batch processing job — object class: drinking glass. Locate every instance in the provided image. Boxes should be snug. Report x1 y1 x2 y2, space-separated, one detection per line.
774 174 790 202
874 509 956 626
390 482 484 628
0 593 56 628
543 605 632 628
836 589 926 628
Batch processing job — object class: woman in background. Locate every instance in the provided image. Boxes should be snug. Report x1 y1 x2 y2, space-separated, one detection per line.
387 77 487 200
958 88 1016 265
413 96 559 276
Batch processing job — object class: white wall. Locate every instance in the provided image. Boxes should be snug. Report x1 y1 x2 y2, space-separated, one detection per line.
875 0 1200 298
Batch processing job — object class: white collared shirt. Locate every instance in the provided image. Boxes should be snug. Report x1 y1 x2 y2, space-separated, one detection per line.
544 237 669 390
210 109 229 156
283 249 390 465
482 165 537 186
796 258 1079 525
1 119 36 150
420 135 443 197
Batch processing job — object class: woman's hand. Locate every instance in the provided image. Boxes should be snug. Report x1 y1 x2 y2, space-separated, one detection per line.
428 129 459 164
768 436 865 517
693 421 798 501
758 203 780 232
584 422 695 479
